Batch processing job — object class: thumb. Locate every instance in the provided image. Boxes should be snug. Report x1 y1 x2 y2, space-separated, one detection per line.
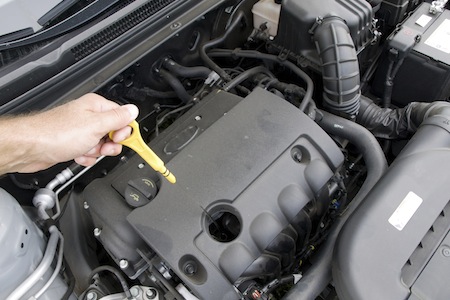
99 104 139 132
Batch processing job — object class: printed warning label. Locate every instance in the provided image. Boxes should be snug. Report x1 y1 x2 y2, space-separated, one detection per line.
425 19 450 54
416 14 432 27
388 191 423 231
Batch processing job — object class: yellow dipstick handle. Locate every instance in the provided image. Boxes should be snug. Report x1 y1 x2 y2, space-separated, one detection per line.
110 120 176 184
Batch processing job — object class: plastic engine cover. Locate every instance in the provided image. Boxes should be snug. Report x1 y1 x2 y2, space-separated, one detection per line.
128 88 344 299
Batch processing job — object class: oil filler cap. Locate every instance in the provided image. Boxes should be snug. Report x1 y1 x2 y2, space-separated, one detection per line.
124 178 158 208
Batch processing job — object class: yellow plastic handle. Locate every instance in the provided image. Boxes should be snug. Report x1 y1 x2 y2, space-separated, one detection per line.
109 120 176 184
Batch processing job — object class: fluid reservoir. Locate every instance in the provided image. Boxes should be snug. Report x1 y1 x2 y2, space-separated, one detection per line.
0 188 70 300
252 0 281 37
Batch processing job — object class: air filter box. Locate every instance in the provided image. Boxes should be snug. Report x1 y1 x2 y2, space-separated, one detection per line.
372 3 450 106
275 0 373 60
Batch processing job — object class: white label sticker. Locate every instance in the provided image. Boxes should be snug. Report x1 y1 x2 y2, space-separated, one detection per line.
425 19 450 54
388 191 423 231
416 15 432 27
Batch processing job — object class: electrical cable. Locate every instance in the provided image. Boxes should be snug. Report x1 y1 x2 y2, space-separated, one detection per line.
155 103 194 136
87 266 132 299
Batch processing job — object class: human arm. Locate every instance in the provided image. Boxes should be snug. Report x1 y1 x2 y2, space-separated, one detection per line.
0 93 139 174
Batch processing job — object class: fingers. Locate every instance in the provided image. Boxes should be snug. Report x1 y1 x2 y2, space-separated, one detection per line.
83 139 124 157
67 94 139 167
75 141 123 166
100 142 123 156
110 126 132 143
99 104 139 132
78 93 120 112
74 155 98 166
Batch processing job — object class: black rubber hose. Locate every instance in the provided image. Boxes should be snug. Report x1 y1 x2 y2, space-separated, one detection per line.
61 257 75 300
282 110 388 300
267 81 306 99
68 162 84 175
199 11 246 81
88 265 132 299
313 16 361 117
126 87 178 101
61 277 75 300
223 66 274 92
8 174 40 190
162 58 212 79
360 50 382 93
158 69 191 104
357 96 450 139
208 49 314 111
382 49 397 108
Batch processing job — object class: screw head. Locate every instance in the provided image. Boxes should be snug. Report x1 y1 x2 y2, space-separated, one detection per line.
86 292 97 300
93 228 101 237
119 259 129 269
138 163 145 169
291 147 303 163
183 261 197 276
443 247 450 257
146 288 157 299
83 202 89 209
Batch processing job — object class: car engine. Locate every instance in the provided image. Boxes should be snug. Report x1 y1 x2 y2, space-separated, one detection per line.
0 0 449 299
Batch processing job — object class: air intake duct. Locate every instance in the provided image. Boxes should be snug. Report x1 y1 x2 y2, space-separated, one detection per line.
274 0 373 117
313 16 361 117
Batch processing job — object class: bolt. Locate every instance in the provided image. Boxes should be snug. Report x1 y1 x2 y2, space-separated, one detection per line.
138 163 145 169
183 261 197 276
415 34 421 43
443 247 450 257
93 228 101 237
251 289 261 299
194 115 202 121
316 16 323 24
83 202 89 209
291 147 303 163
86 292 97 300
170 22 181 30
146 288 157 299
130 286 140 297
119 259 129 269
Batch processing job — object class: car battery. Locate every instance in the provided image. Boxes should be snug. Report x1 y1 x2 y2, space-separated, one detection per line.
372 2 450 106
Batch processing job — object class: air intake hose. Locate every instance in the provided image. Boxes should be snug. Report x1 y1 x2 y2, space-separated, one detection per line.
313 16 361 118
357 96 450 139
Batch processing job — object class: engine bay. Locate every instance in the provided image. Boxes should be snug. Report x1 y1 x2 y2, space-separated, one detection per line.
1 0 450 299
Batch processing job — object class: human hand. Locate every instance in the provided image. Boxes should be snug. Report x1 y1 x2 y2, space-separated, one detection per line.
0 93 139 174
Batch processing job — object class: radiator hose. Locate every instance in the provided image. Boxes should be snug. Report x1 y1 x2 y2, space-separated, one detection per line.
282 110 388 300
284 99 450 299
